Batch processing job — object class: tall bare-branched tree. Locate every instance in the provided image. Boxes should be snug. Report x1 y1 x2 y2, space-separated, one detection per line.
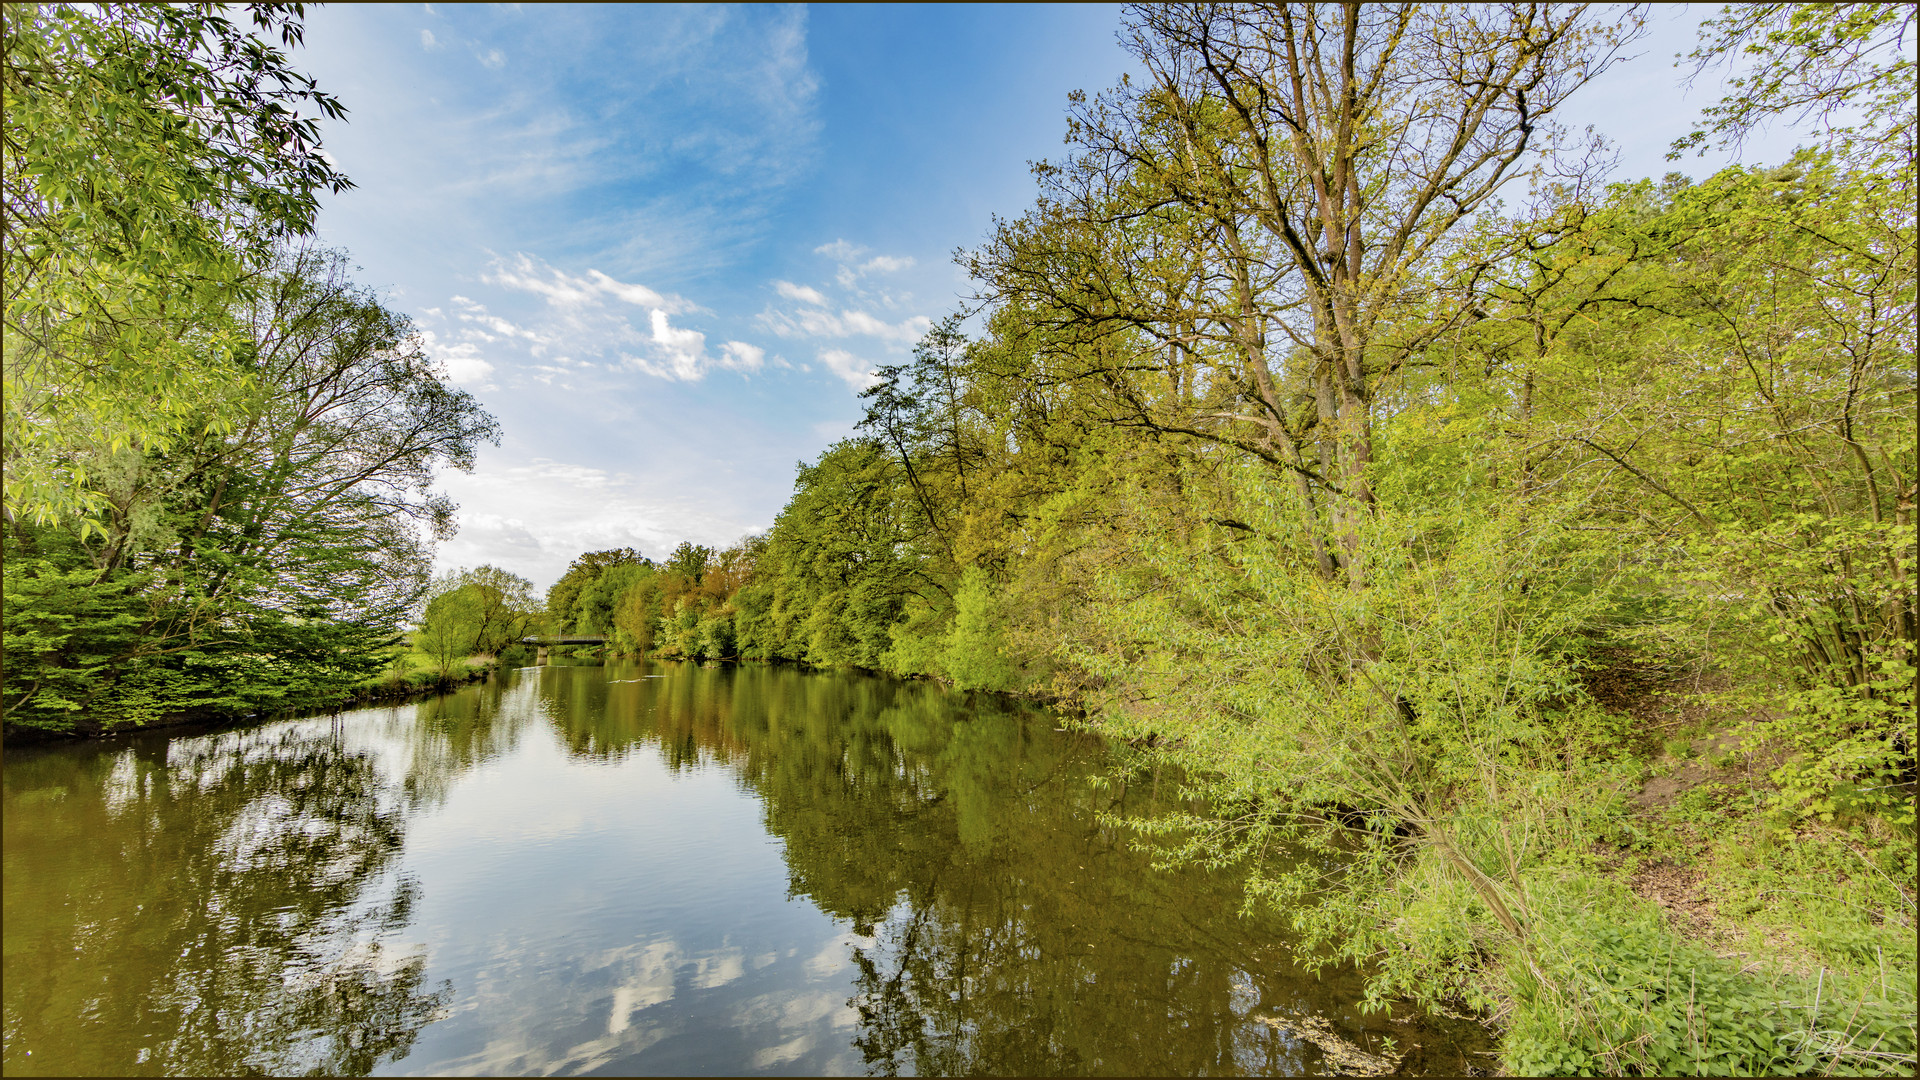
976 2 1643 579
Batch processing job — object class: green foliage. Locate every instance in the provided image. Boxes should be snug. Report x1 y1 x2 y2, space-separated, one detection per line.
2 536 151 730
3 2 354 526
431 9 1918 1072
544 547 648 633
3 10 488 737
1507 875 1916 1076
943 568 1019 693
2 250 494 735
1677 3 1915 163
663 541 712 585
3 526 394 731
452 566 541 656
414 586 482 681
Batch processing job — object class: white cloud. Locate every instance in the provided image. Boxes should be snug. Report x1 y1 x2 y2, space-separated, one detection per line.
753 242 932 392
760 306 929 345
485 254 695 315
455 305 545 344
811 240 914 284
774 280 829 306
646 309 708 380
818 348 878 389
526 461 610 488
718 341 766 372
588 270 676 310
813 239 865 261
420 28 440 50
456 513 543 561
419 329 497 390
840 310 928 343
434 458 766 589
479 253 764 383
479 48 506 69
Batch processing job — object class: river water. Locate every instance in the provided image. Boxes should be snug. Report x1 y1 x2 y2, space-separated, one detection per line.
3 661 1486 1076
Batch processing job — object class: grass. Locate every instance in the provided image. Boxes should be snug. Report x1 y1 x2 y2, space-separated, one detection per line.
1506 666 1918 1076
355 647 491 694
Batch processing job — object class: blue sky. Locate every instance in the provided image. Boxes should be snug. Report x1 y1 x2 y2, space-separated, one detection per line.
299 4 1807 590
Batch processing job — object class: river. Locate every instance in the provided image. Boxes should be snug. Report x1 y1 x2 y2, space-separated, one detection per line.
3 661 1487 1075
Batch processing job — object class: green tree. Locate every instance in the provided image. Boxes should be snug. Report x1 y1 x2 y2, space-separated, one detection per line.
973 2 1643 581
3 3 353 527
663 540 713 585
611 572 659 656
414 584 482 682
2 248 496 734
1676 2 1915 163
942 568 1018 693
545 547 648 633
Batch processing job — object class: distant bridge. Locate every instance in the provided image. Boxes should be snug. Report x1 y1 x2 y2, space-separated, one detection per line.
521 635 605 662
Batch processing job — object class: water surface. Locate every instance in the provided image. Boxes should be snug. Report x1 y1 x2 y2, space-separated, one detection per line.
4 662 1485 1075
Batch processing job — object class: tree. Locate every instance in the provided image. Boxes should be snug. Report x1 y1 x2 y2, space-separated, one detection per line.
1675 2 1915 164
753 440 928 668
975 2 1642 580
442 565 539 656
3 248 495 734
3 3 353 527
611 572 658 656
663 541 713 585
1466 158 1916 816
545 548 648 633
414 584 482 681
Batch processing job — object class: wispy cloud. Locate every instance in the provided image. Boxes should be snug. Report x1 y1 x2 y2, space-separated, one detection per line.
450 295 546 344
760 306 930 345
719 341 766 371
483 254 697 315
753 239 932 387
418 328 498 391
811 239 917 288
420 28 440 50
466 253 764 383
813 239 864 261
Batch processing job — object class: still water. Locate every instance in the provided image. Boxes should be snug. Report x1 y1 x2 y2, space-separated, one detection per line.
4 662 1485 1076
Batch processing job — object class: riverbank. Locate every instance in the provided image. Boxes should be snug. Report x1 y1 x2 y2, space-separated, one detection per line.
1348 647 1916 1076
766 646 1917 1075
1 663 497 747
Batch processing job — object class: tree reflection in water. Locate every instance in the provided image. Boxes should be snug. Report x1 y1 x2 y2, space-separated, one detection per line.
3 722 450 1076
543 662 1451 1076
397 679 528 808
6 663 1484 1077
